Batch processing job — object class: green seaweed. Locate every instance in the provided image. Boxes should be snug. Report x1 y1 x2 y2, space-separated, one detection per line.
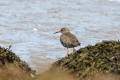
55 40 120 80
0 45 35 75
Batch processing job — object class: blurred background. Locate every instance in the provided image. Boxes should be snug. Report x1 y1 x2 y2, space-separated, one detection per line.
0 0 119 73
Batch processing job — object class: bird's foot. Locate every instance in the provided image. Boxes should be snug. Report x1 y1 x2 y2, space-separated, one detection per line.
67 54 70 57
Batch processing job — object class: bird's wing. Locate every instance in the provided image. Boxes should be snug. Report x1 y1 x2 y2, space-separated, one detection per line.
67 33 80 46
60 34 72 45
60 33 80 47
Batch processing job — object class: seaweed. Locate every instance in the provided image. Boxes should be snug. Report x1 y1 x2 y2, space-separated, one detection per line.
55 40 120 80
0 45 35 75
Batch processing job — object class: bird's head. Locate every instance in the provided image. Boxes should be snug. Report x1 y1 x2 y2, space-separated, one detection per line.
54 27 70 34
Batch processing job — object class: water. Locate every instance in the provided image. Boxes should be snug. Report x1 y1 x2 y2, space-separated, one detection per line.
0 0 120 73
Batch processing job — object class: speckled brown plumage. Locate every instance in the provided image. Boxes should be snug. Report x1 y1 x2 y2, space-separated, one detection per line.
60 32 80 48
54 27 80 56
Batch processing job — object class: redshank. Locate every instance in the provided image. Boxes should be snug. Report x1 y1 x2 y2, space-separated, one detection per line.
54 27 80 56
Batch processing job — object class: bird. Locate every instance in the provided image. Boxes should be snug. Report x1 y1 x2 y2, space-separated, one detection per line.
54 27 80 56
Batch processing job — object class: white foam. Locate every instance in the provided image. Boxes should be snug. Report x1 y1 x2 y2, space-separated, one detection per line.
108 0 120 2
32 28 39 31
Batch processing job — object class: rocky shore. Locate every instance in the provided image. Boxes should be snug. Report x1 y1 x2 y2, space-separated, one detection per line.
0 46 35 80
0 40 120 80
55 40 120 80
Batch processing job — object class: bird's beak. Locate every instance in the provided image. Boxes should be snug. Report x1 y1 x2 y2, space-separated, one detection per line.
54 30 61 34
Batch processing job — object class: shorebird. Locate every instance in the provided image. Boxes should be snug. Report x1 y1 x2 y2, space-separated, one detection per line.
54 27 80 56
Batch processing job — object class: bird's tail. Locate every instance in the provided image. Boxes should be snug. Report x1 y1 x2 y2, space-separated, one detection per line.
78 42 81 46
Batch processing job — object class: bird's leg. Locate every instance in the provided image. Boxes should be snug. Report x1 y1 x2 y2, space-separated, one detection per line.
73 47 76 52
67 48 69 56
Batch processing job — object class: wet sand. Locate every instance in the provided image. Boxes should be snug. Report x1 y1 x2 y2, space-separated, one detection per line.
0 0 120 73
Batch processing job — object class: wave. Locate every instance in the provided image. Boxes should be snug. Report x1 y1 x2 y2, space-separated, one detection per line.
108 0 120 2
